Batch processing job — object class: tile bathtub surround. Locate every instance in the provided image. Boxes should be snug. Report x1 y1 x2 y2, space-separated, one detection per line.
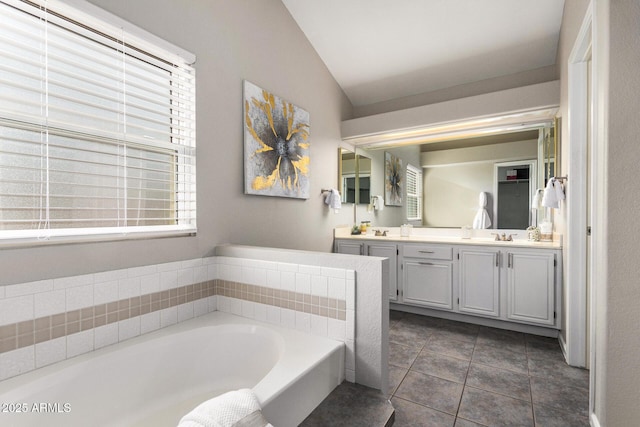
1 256 356 382
214 256 356 382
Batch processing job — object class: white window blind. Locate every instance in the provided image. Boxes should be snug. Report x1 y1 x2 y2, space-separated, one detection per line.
406 164 422 221
0 0 196 243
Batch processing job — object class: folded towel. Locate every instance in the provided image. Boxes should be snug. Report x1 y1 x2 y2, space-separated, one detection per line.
472 192 491 229
541 178 565 209
324 189 342 210
178 389 273 427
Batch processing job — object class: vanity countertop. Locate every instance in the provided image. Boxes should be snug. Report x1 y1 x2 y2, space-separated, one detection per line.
334 227 562 249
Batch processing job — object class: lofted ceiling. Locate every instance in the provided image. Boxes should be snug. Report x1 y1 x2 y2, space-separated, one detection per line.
281 0 565 108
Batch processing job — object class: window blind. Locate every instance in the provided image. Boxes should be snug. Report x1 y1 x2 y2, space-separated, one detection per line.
406 164 422 221
0 0 196 243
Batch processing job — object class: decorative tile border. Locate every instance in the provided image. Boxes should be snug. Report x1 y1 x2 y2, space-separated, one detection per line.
0 281 216 355
217 280 347 320
0 278 351 356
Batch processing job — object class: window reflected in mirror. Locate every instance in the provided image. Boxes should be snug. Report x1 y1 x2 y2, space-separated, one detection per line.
339 147 371 204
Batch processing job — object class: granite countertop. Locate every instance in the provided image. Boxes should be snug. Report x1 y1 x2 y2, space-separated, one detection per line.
334 228 562 249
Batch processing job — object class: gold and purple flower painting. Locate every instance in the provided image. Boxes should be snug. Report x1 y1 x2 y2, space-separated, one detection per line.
243 81 310 199
385 152 403 206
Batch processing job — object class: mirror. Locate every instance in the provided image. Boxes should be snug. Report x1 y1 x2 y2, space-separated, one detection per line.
358 120 558 229
339 147 371 204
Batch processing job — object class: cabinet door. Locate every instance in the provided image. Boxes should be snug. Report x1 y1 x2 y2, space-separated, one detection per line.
402 259 453 310
335 240 363 255
506 251 556 326
367 243 398 301
459 249 500 318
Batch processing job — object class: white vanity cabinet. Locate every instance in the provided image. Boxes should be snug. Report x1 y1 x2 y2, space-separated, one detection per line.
401 244 454 310
505 250 557 326
334 236 562 331
334 239 399 302
458 248 501 318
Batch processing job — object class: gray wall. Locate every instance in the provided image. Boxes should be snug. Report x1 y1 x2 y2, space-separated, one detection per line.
596 0 640 424
0 0 353 286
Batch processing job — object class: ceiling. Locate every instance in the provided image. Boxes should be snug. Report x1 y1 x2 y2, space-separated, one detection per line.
281 0 565 107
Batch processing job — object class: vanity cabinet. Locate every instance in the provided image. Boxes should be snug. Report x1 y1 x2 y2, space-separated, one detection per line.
458 248 501 318
401 244 454 310
335 239 399 302
334 237 561 330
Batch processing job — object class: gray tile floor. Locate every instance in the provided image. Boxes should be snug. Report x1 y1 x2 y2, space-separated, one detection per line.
389 310 590 427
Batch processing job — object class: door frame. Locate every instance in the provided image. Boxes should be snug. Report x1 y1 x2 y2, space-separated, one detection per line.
565 2 593 369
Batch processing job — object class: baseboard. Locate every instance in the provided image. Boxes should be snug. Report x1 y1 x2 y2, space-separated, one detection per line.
558 330 568 359
390 303 559 338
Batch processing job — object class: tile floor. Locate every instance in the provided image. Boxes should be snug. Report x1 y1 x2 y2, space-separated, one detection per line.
389 310 590 427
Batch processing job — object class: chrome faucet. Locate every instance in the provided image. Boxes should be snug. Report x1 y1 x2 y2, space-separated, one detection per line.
492 233 516 241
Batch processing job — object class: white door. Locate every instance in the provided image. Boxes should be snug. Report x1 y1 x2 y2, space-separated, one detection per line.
506 251 555 326
367 243 398 301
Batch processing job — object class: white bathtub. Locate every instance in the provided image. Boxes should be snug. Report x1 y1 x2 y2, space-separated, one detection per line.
0 312 345 427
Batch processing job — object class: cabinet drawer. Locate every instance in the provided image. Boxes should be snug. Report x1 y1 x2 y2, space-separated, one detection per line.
403 244 452 260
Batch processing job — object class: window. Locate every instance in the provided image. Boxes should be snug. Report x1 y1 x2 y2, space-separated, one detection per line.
406 164 422 221
0 0 196 244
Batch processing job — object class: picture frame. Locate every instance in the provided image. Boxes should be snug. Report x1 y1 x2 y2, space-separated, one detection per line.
243 80 310 199
385 152 403 206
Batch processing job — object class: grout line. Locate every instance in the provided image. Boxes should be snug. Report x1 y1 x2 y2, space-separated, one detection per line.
453 327 477 424
2 278 348 355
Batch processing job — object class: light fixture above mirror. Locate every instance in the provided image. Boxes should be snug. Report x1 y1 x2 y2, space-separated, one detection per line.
342 107 558 150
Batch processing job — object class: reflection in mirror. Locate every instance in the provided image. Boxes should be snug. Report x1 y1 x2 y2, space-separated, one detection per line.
539 122 557 186
358 119 558 229
338 147 371 204
339 148 355 203
357 155 371 205
494 160 537 229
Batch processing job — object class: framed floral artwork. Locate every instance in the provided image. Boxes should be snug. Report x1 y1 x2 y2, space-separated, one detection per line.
243 80 310 199
385 152 403 206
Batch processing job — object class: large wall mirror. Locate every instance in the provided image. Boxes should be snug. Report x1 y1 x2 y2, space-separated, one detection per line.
339 148 372 204
420 122 557 229
349 117 558 230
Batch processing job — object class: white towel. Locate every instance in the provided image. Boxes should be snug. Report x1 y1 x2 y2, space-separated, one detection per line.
178 389 273 427
472 192 491 229
324 189 342 210
541 178 565 209
372 195 384 211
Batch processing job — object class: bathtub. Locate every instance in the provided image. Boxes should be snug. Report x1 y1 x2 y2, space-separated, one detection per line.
0 312 345 427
